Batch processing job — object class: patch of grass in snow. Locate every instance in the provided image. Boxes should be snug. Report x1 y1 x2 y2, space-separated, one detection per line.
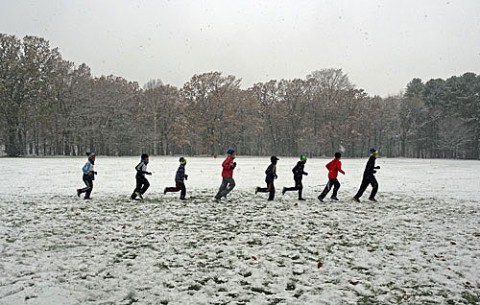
217 286 228 292
324 278 341 285
187 283 202 291
212 276 228 284
293 288 304 298
286 279 296 291
162 281 175 289
154 261 169 270
246 238 263 246
267 297 286 305
251 286 273 295
461 291 480 304
357 295 380 305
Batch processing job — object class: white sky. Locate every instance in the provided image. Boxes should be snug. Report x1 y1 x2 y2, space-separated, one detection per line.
1 0 479 96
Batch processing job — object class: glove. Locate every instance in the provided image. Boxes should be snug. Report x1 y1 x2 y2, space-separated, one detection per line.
185 174 188 180
94 171 98 175
274 174 278 179
233 162 237 167
305 172 308 176
146 172 152 175
375 166 380 169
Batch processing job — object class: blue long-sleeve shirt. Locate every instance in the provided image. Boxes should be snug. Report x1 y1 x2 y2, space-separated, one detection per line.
82 160 94 175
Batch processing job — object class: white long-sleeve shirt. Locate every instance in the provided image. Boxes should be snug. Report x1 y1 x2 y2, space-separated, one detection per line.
135 160 149 176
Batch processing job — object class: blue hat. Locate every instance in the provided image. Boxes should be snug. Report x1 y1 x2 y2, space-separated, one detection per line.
227 148 235 154
369 147 377 153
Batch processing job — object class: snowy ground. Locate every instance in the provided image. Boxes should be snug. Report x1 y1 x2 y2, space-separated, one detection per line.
0 156 479 305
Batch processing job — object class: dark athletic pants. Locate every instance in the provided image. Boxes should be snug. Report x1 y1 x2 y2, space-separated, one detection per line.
257 181 275 201
354 175 378 199
79 174 94 199
131 175 150 199
284 178 303 199
319 178 340 199
165 181 186 199
215 177 236 199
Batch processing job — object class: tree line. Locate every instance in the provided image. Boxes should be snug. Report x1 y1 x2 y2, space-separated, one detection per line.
1 34 479 159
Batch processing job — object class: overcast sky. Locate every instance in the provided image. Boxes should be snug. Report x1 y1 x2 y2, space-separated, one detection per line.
1 0 479 96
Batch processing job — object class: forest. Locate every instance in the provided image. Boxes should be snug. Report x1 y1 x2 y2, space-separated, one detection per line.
1 33 479 159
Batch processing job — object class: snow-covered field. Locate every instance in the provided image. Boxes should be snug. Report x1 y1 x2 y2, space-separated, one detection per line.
1 156 479 305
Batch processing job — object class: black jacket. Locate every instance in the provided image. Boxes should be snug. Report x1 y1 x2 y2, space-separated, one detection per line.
265 164 277 183
292 161 307 180
363 156 378 177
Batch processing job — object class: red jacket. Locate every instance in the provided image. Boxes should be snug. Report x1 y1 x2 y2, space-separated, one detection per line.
326 158 344 179
221 155 236 178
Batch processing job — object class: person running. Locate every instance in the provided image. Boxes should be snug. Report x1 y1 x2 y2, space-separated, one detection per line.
214 148 237 202
77 152 97 200
131 153 152 201
353 148 380 202
255 156 279 201
282 155 308 200
318 152 345 202
164 157 188 200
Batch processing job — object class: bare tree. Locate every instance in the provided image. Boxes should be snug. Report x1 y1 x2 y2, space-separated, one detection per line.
142 83 180 155
182 72 241 155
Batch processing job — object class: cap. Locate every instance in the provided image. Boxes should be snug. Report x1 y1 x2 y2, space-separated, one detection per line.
227 148 235 154
179 157 187 165
300 154 307 161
